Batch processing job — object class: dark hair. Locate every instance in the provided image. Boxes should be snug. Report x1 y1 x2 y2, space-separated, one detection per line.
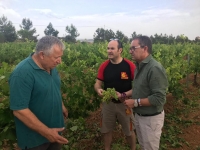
133 36 152 54
117 40 123 49
110 38 123 49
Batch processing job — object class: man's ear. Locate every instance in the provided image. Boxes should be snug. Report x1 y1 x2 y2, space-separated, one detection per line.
144 46 148 53
39 51 45 59
119 48 123 53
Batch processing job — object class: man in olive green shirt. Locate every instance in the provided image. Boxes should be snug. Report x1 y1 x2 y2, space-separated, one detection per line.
124 36 168 150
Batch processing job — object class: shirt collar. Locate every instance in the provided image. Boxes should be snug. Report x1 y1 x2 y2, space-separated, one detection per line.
27 52 41 70
136 54 153 69
142 54 152 63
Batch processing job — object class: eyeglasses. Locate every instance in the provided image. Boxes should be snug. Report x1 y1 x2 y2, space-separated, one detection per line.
109 38 123 49
130 46 142 51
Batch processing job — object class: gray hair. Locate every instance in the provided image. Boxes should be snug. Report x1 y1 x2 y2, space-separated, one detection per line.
35 36 65 55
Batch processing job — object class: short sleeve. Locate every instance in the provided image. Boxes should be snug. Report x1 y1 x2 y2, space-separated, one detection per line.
9 75 34 110
97 60 109 81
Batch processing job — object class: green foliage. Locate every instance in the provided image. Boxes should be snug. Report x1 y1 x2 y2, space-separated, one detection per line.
64 24 80 43
64 35 76 43
19 18 33 30
0 41 35 64
176 34 189 43
93 28 131 43
58 61 99 118
115 30 129 43
150 33 193 44
93 28 115 42
63 117 88 150
17 18 39 42
152 43 190 98
130 31 142 41
44 22 59 37
102 88 118 103
0 15 17 42
0 62 16 148
111 143 130 150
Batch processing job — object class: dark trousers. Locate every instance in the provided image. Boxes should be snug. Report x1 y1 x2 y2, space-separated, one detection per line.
23 142 62 150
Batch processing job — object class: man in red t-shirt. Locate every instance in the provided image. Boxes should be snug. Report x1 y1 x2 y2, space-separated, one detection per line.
94 39 136 150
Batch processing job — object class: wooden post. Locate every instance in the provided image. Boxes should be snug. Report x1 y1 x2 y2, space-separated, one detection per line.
186 54 190 87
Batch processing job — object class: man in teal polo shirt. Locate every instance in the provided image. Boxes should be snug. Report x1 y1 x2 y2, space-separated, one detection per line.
9 36 68 150
124 36 168 150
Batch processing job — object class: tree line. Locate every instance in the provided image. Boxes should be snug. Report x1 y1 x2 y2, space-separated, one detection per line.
0 15 200 44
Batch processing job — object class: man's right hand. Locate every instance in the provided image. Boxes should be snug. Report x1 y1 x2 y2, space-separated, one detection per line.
44 127 68 144
97 89 104 97
123 99 135 108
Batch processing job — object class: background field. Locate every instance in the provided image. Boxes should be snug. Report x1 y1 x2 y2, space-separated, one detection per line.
0 41 200 150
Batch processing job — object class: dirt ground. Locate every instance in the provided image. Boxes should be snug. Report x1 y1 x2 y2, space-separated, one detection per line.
170 74 200 150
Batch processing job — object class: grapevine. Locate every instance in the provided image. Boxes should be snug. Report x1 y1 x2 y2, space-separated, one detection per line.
102 88 118 103
0 41 200 149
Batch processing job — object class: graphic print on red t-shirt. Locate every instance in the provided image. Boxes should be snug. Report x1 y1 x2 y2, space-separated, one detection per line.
121 72 128 79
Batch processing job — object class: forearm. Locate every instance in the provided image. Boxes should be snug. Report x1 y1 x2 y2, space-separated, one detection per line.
124 98 152 108
124 89 132 97
13 109 50 137
62 101 68 118
130 94 165 107
94 82 102 92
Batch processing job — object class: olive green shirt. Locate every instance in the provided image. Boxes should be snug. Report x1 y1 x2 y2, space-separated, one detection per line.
132 54 168 114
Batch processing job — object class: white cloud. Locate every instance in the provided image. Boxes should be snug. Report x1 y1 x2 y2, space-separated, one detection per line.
146 9 184 16
113 12 127 16
0 4 21 18
28 9 64 19
67 12 128 20
68 14 99 20
30 9 52 14
141 9 190 20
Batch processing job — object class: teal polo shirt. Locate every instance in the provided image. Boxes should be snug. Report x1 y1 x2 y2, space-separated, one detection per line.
9 53 64 149
132 55 168 115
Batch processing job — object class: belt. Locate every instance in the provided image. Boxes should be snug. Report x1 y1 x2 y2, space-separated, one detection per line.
136 111 162 117
111 99 122 103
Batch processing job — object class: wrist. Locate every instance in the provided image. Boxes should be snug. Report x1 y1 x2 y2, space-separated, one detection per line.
97 88 102 93
134 99 138 107
137 98 141 106
39 126 51 137
119 92 126 102
121 92 126 99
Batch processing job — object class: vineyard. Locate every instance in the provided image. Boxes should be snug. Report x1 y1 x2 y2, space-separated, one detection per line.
0 41 200 150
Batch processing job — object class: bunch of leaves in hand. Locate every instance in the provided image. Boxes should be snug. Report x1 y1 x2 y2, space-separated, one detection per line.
102 88 118 103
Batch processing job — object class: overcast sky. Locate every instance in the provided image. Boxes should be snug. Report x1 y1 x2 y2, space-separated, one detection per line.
0 0 200 40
